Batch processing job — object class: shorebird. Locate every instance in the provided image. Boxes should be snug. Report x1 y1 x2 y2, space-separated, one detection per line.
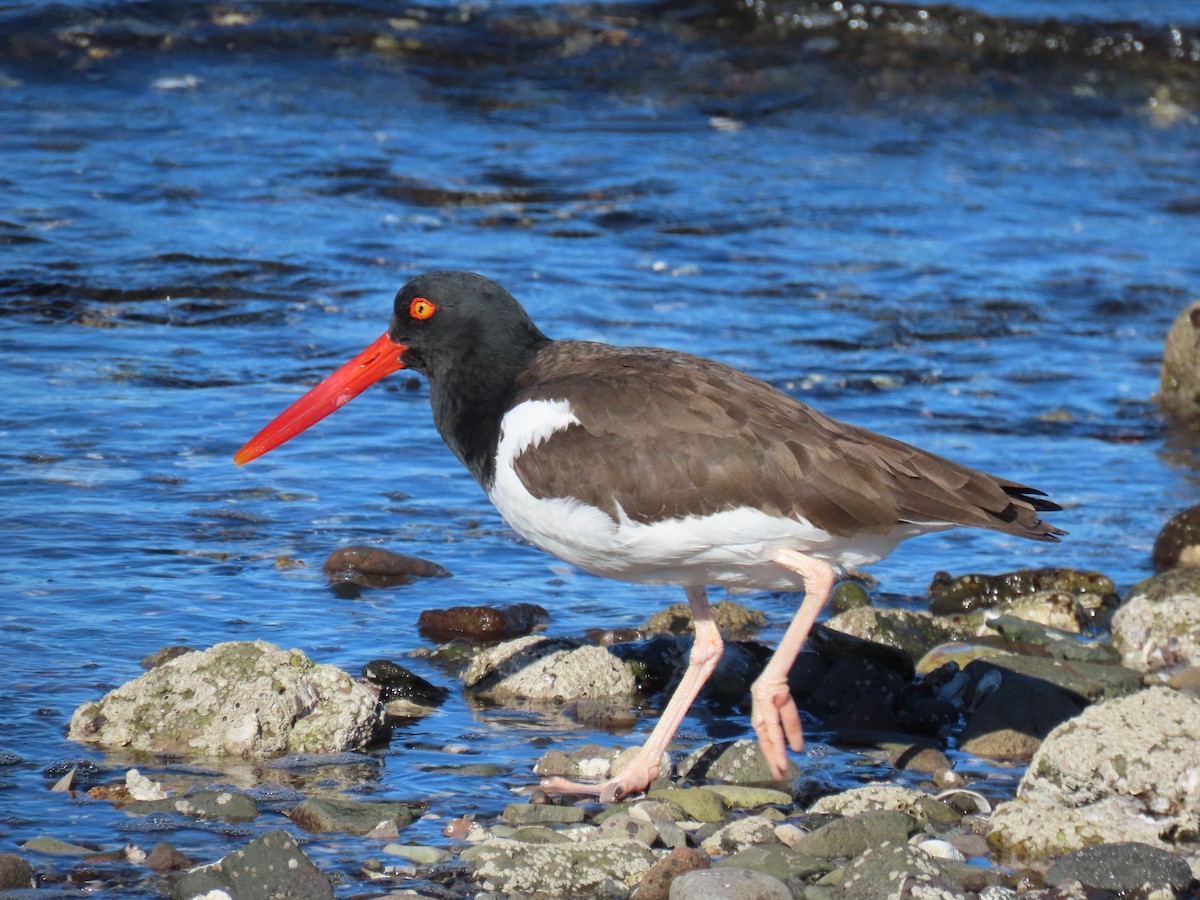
235 271 1063 801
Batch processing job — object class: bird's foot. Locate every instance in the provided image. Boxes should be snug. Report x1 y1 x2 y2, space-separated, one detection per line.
539 750 663 803
750 674 804 781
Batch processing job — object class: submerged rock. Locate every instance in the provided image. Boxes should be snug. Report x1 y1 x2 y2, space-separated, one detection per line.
323 544 450 588
68 640 387 758
289 797 426 835
418 601 548 642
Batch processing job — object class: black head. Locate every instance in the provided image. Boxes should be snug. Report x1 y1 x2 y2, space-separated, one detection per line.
388 271 550 383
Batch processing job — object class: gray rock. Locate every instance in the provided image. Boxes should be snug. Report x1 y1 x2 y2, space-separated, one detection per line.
502 802 586 826
124 789 259 823
0 854 33 889
701 815 780 856
669 866 792 899
289 797 426 835
962 653 1142 705
713 843 832 882
68 640 386 758
1113 568 1200 673
985 614 1121 664
809 785 960 826
677 739 800 786
988 688 1200 859
836 842 981 899
960 665 1083 760
793 810 917 859
463 835 656 897
1045 842 1193 894
824 607 970 663
170 829 333 900
463 635 638 701
1157 299 1200 420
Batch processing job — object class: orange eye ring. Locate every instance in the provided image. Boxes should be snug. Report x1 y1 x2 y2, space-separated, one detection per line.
410 297 436 320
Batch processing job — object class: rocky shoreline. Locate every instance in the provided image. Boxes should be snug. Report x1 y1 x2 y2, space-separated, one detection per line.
4 511 1200 899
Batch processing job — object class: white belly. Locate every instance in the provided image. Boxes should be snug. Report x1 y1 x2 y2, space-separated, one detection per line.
487 399 941 591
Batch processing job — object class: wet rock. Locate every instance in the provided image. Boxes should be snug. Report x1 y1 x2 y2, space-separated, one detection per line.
712 843 831 883
143 842 192 872
382 843 453 865
809 785 961 825
630 846 709 900
701 784 792 809
828 579 871 613
1045 842 1194 895
534 743 634 782
463 835 656 896
597 811 659 846
668 866 791 899
463 635 637 701
836 841 991 899
646 786 728 823
68 640 386 758
824 606 969 663
610 634 767 708
361 658 449 714
289 797 426 835
988 688 1200 859
124 789 260 823
962 653 1142 705
21 836 102 855
643 598 765 638
792 809 917 859
1112 568 1200 673
1153 504 1200 570
886 742 954 775
802 653 910 734
323 544 450 588
170 828 333 900
417 601 547 643
985 614 1121 664
959 663 1084 760
502 802 585 826
677 739 801 786
928 568 1118 616
0 853 33 889
1157 299 1200 420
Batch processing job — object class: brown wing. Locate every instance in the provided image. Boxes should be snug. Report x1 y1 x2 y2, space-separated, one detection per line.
509 341 1063 542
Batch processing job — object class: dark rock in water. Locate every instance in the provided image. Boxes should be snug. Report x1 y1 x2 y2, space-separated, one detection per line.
609 634 768 708
0 853 33 890
807 623 915 678
417 602 548 642
1045 841 1194 894
144 842 192 872
960 664 1083 760
1158 300 1200 421
803 655 910 733
323 544 450 588
171 829 333 900
928 567 1118 615
985 614 1121 664
361 658 449 708
289 797 426 835
1153 504 1200 570
964 652 1142 706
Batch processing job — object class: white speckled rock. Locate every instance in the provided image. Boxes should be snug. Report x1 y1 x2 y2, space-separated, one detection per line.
68 640 385 758
1112 569 1200 673
463 635 638 701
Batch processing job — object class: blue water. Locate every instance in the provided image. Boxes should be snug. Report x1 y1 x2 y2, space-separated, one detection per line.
1 0 1198 892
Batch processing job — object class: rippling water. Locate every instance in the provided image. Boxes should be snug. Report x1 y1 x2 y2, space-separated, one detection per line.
2 0 1199 892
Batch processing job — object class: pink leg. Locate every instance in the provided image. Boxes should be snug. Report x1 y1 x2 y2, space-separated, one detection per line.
541 584 723 802
749 550 837 780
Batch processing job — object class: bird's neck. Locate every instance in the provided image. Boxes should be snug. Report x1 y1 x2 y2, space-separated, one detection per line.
428 333 553 488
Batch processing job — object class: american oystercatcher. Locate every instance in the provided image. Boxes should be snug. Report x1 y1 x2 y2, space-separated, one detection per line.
235 271 1063 801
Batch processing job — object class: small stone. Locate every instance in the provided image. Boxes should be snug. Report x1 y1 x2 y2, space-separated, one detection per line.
323 544 450 587
0 854 34 889
668 866 791 899
677 739 800 786
700 784 792 809
644 599 765 638
418 602 547 642
809 785 960 825
361 658 449 707
631 846 709 900
125 789 260 823
700 815 779 856
646 787 728 823
381 843 453 865
143 842 192 872
289 797 426 835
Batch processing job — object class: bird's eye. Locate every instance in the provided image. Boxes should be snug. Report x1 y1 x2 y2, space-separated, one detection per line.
410 297 437 320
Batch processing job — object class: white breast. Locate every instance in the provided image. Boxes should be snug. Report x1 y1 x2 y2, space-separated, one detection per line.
487 399 943 591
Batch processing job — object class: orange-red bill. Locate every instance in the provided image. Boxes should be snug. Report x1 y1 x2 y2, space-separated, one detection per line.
234 331 407 466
